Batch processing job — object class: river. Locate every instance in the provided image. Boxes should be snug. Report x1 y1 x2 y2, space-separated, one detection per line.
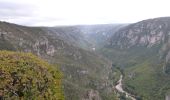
115 75 136 100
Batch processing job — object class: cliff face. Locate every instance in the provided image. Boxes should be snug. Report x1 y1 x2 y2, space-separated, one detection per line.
110 17 170 48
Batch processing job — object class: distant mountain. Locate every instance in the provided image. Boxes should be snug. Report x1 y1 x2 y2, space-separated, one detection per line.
79 24 127 49
0 21 117 100
44 26 91 50
45 24 126 51
101 17 170 99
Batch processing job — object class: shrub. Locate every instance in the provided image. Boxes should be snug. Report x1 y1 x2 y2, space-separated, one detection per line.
0 51 64 100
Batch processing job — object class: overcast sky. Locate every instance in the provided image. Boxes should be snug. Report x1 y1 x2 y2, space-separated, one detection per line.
0 0 170 26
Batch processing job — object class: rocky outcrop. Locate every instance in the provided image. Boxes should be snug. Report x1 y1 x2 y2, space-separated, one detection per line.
32 37 56 56
83 89 101 100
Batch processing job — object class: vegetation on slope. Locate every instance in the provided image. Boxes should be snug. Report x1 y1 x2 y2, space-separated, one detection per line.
123 56 170 100
100 45 170 100
0 51 64 100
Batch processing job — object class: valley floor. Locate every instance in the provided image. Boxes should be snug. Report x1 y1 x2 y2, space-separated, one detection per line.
115 74 136 100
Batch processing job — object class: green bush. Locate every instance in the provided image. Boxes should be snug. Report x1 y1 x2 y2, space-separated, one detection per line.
0 51 64 100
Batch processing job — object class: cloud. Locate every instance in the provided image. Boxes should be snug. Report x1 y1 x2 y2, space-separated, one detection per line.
0 1 36 23
0 0 170 26
2 2 35 14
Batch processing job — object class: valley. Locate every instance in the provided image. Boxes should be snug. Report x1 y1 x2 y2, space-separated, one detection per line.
1 17 170 100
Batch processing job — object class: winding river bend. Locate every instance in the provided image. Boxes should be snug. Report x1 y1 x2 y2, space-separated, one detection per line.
115 75 136 100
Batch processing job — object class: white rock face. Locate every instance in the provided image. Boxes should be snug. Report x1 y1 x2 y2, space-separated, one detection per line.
166 94 170 100
111 19 168 48
32 37 56 56
46 45 55 56
83 89 101 100
19 38 24 46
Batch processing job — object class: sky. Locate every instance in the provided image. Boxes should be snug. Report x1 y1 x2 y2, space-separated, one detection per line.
0 0 170 26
